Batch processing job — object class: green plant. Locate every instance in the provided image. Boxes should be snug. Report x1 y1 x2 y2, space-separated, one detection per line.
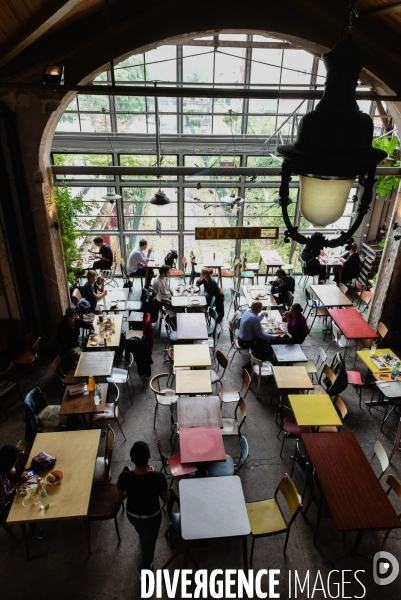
379 231 387 248
372 136 401 197
52 184 98 286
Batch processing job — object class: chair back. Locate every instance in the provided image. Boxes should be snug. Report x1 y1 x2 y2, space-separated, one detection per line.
241 368 252 397
208 307 218 323
355 281 363 292
214 323 222 349
236 398 247 422
332 322 344 343
237 436 249 469
285 291 294 309
333 395 348 421
249 350 262 371
157 439 169 474
72 288 82 305
0 363 17 384
300 258 307 276
377 321 388 340
228 320 235 344
32 337 41 356
371 440 389 476
322 364 336 387
318 347 327 365
209 296 216 309
291 439 310 482
110 382 120 415
182 257 187 270
291 250 298 266
216 350 228 371
150 373 171 397
337 282 348 295
105 425 115 478
278 473 302 518
51 356 62 372
385 475 401 507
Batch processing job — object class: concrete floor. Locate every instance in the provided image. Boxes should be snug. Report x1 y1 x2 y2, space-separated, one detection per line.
0 277 400 600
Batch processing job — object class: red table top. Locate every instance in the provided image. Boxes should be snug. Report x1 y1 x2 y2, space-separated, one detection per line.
179 426 226 463
302 432 400 532
328 308 378 340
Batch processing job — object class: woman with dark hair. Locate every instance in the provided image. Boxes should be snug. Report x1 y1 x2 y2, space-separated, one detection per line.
281 303 309 344
301 244 326 282
0 445 45 538
196 267 224 322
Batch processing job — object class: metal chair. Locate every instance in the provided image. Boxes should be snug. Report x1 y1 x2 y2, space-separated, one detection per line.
317 395 348 432
337 282 349 295
51 356 80 386
150 373 176 428
370 440 389 480
249 350 274 398
93 425 115 483
292 346 327 383
239 257 255 286
157 439 197 488
91 382 126 441
303 470 333 545
227 287 248 317
244 253 259 281
282 250 298 277
219 368 251 415
107 353 134 405
380 475 401 550
210 350 228 390
226 320 246 367
246 473 302 561
87 483 122 554
207 435 249 477
290 439 312 502
355 321 388 352
222 398 247 436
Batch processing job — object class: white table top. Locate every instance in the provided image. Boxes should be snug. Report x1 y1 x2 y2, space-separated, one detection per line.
179 476 250 540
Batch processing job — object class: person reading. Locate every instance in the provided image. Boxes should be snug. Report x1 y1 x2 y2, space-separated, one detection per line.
89 236 113 270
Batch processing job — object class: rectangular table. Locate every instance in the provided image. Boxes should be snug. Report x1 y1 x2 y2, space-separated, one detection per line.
289 394 342 427
60 383 108 416
310 284 353 307
356 348 399 375
174 344 211 368
273 366 314 391
171 293 207 309
175 370 212 395
272 344 308 364
241 285 278 309
202 252 226 287
328 308 379 340
177 396 223 428
319 254 343 283
259 250 284 282
75 351 115 377
144 251 165 287
86 315 123 349
96 288 129 312
7 430 100 559
177 313 208 341
301 432 401 555
180 476 250 569
179 426 226 463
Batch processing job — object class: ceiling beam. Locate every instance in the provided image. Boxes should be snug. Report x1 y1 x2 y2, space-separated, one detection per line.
0 0 84 69
164 40 302 49
360 1 401 18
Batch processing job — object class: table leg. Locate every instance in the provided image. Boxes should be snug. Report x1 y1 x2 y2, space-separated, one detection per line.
83 517 91 556
338 266 343 284
217 267 222 288
20 523 29 560
145 268 150 289
242 535 248 571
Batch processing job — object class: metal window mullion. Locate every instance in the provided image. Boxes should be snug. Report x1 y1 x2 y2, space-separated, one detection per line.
242 34 252 135
177 46 183 135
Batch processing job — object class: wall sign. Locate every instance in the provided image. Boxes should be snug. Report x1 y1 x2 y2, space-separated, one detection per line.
195 227 279 240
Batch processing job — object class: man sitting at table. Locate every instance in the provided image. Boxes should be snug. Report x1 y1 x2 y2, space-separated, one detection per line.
334 243 361 284
270 269 295 305
90 236 113 270
116 441 169 575
56 307 94 362
238 301 271 359
127 239 154 282
82 270 107 313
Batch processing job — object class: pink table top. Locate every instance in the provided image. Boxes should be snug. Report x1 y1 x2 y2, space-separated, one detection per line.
259 250 284 266
328 308 379 340
179 426 226 463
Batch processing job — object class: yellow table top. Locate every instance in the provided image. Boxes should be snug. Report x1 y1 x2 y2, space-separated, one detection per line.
176 370 212 395
7 430 100 523
356 349 399 374
288 394 342 427
174 344 212 368
86 314 123 349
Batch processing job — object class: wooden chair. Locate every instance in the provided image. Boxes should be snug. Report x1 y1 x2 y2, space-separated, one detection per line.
207 435 249 477
219 368 251 415
355 321 388 352
370 439 389 480
355 281 373 312
307 297 330 334
51 356 80 386
337 282 349 295
71 288 82 306
93 425 115 483
381 474 401 550
168 256 186 282
290 439 312 502
239 256 255 286
87 483 122 554
226 320 245 367
249 350 274 398
107 355 134 406
157 439 196 488
150 373 176 428
308 364 337 395
0 363 24 419
244 253 259 281
91 382 126 441
278 396 312 456
13 337 42 376
166 347 190 387
246 473 302 561
318 396 348 432
222 398 247 436
194 323 221 362
221 252 236 278
292 346 327 384
210 350 228 390
163 489 199 569
227 287 247 317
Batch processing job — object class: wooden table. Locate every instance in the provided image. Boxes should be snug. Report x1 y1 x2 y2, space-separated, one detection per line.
171 293 207 308
289 394 342 427
241 285 278 309
356 348 399 375
7 430 100 559
174 344 211 368
328 308 379 340
180 476 250 569
272 344 308 364
177 396 223 428
145 252 165 287
74 351 115 377
177 313 208 341
202 252 226 287
319 254 343 283
59 383 108 418
259 250 284 282
301 432 401 555
179 426 226 463
96 288 129 312
273 366 314 391
310 285 353 307
86 315 122 349
175 370 212 395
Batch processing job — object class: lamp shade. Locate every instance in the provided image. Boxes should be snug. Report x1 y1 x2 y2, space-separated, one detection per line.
299 176 354 227
101 191 122 202
43 65 64 85
150 190 170 206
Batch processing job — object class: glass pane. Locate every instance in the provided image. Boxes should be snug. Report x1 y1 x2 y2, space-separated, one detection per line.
241 237 291 264
248 98 278 114
281 50 313 86
115 54 145 81
213 97 243 114
218 33 247 41
213 113 242 135
66 187 119 233
147 113 177 134
214 48 246 84
78 234 121 261
122 188 177 230
183 113 212 134
65 97 78 110
145 46 177 81
116 114 147 133
119 154 177 180
115 96 146 112
52 154 114 180
184 187 241 231
184 156 241 180
77 95 110 111
56 113 80 132
184 236 236 266
146 97 177 113
183 47 214 82
125 234 178 259
278 99 307 115
247 115 277 135
250 48 282 85
79 113 111 133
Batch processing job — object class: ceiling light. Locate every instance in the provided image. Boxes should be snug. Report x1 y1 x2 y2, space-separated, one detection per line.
101 191 121 203
150 190 170 206
43 65 64 85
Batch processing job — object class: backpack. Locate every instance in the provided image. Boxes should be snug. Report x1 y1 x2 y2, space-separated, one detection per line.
164 249 178 267
76 298 91 316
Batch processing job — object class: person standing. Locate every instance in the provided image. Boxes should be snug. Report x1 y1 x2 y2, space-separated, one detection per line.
90 236 113 270
116 441 169 573
127 239 154 282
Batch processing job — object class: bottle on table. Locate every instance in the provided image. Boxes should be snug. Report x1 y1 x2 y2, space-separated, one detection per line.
88 375 96 392
391 360 400 381
370 343 377 357
38 488 49 510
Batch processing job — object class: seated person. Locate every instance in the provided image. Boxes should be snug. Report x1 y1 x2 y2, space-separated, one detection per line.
90 236 113 271
196 267 224 323
334 243 360 284
280 303 309 344
238 301 271 359
0 445 44 538
301 244 326 282
152 265 176 309
127 239 154 282
82 270 107 313
270 269 295 305
56 307 94 362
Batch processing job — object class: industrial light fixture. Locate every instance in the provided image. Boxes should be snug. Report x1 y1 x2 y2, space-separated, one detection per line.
149 84 170 207
101 191 121 203
276 38 386 251
43 65 64 85
150 190 170 206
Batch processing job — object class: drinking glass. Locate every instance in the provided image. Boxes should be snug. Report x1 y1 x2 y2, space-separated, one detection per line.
370 343 377 357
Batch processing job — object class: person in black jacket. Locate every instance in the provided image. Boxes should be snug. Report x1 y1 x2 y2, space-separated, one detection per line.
196 267 224 323
334 243 361 284
301 244 326 281
56 307 94 362
270 269 295 305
